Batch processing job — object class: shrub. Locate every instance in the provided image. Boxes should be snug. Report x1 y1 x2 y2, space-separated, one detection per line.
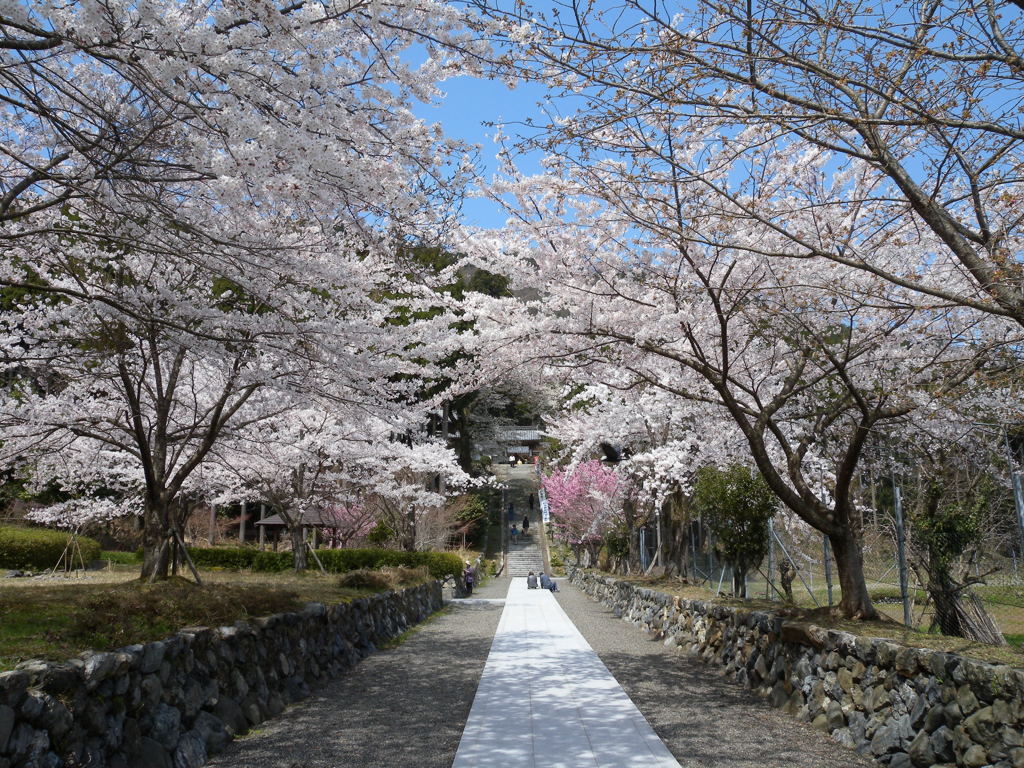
252 551 292 572
175 545 463 579
386 565 431 586
337 569 396 590
418 551 465 579
186 547 257 570
693 464 777 598
100 550 142 565
338 565 431 590
0 525 101 570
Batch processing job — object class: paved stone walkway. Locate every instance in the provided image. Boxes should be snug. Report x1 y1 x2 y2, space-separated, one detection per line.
453 578 679 768
208 572 871 768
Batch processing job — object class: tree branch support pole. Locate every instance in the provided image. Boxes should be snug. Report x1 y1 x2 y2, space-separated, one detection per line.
172 525 203 585
307 541 327 573
770 526 821 607
893 482 912 626
766 518 776 599
239 501 247 544
823 535 834 608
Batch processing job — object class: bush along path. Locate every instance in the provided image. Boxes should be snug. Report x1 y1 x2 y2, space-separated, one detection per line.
0 582 442 768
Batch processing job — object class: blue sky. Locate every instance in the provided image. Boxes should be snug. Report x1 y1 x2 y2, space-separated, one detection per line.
415 73 553 229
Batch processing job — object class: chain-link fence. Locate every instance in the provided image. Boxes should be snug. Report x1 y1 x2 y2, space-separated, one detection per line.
677 508 1024 646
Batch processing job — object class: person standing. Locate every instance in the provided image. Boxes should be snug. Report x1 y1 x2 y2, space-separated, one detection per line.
463 560 476 597
522 515 530 535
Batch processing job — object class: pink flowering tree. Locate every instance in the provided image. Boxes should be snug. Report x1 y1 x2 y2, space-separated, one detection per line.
542 460 621 566
318 501 377 549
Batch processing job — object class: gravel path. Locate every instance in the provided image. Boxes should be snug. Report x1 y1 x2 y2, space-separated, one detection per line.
206 578 508 768
554 580 874 768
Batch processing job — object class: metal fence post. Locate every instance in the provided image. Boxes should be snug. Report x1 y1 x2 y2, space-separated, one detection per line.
823 535 833 607
1003 430 1024 564
893 483 912 626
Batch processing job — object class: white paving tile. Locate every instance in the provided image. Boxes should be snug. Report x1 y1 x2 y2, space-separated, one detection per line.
452 578 681 768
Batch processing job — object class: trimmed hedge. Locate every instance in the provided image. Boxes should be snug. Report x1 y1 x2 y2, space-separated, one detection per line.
0 525 101 570
100 550 143 565
186 547 258 570
181 546 464 578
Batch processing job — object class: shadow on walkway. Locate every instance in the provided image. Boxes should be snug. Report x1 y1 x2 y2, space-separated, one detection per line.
206 601 502 768
555 581 875 768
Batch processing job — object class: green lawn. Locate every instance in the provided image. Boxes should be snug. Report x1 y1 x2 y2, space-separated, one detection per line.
0 567 429 670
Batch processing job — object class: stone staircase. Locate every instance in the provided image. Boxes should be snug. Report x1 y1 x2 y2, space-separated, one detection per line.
494 463 548 577
507 533 546 577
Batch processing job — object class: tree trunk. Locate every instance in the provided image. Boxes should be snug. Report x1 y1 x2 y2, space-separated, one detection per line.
140 498 172 581
830 529 878 619
663 516 690 579
733 568 747 598
291 526 308 571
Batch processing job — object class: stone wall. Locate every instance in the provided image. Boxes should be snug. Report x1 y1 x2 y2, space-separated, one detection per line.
570 569 1024 768
0 581 442 768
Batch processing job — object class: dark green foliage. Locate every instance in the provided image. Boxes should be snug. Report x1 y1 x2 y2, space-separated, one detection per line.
913 477 988 573
252 550 292 572
693 465 777 597
100 550 143 565
182 546 463 579
366 520 395 546
186 547 259 569
0 525 101 570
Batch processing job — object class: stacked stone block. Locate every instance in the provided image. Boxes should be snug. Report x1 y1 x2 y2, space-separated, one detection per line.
0 582 441 768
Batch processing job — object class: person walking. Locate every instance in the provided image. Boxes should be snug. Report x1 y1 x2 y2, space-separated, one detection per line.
522 515 530 535
462 560 476 597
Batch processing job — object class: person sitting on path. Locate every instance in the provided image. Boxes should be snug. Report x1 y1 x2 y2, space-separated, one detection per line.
462 560 476 597
539 571 551 589
522 515 530 535
527 571 538 589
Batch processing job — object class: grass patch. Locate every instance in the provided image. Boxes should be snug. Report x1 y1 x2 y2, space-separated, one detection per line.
0 567 431 670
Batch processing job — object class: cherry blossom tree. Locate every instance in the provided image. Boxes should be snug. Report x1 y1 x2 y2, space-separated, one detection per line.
318 501 378 549
0 0 490 579
479 0 1024 328
542 460 620 565
459 161 1022 618
448 0 1024 619
209 400 470 569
